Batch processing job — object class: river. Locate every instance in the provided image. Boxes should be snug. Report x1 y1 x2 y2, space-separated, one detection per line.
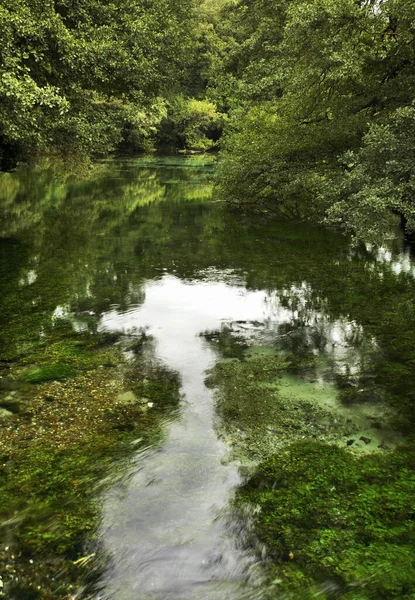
0 157 414 600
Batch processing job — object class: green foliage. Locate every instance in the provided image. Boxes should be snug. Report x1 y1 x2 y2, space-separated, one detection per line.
326 102 415 242
218 102 335 220
215 0 415 240
2 0 414 236
120 98 168 154
238 441 415 598
181 98 223 150
158 96 224 151
0 0 195 167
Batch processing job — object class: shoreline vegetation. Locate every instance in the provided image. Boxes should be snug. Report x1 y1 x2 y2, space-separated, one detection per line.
1 0 414 242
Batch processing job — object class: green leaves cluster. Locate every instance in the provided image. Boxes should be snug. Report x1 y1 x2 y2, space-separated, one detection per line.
0 0 194 168
158 96 224 151
213 0 415 241
327 102 415 240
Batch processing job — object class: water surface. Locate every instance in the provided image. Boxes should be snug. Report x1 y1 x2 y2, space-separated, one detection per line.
1 157 414 599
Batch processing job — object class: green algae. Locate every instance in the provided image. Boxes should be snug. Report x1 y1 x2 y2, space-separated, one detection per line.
207 354 288 432
0 336 181 599
24 364 78 383
208 349 399 463
15 327 123 386
243 345 279 360
236 440 415 599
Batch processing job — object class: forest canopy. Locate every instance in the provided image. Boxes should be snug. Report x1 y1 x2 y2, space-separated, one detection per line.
1 0 415 241
211 0 415 241
0 0 195 168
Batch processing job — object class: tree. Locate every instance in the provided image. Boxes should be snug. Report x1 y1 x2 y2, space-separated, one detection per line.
157 96 224 151
326 102 415 241
0 0 194 169
215 0 415 241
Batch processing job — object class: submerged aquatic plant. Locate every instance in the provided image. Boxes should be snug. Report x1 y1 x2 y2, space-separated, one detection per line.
236 441 415 599
24 364 78 383
0 331 181 599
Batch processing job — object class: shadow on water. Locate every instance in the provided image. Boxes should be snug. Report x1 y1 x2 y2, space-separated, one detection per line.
1 157 415 599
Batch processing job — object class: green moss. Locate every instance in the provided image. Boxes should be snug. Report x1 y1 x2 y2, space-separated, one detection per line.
23 364 78 383
237 441 415 599
1 436 131 556
207 354 288 430
19 332 121 384
0 418 168 598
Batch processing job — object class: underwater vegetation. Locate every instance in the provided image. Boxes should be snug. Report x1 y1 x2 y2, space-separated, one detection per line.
206 334 415 599
0 327 181 599
237 441 415 599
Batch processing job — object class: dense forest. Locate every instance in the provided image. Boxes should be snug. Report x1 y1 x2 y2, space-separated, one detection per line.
1 0 414 241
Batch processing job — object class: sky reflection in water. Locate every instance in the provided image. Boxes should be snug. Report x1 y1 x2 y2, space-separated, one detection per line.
93 273 369 600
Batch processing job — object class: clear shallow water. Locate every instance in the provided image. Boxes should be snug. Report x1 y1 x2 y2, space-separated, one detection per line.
95 278 265 600
95 276 307 599
1 157 415 599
